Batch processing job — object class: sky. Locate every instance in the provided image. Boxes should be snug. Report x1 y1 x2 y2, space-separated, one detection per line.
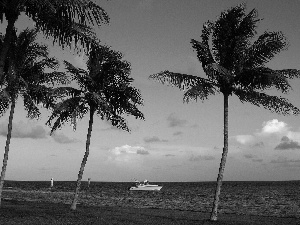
1 0 300 182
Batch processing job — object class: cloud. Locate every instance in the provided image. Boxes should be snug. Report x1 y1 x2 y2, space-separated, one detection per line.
137 149 149 155
274 136 300 150
165 154 175 157
261 119 288 134
144 136 168 143
0 121 46 139
167 114 188 128
271 157 300 163
244 154 256 159
235 135 254 145
51 132 78 144
111 145 148 156
244 154 263 162
173 131 183 136
252 159 263 162
232 119 293 148
189 155 215 162
253 142 264 148
108 145 149 165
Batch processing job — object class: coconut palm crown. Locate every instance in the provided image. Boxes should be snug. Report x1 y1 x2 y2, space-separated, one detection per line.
0 0 109 83
0 28 68 206
46 46 144 210
150 4 300 221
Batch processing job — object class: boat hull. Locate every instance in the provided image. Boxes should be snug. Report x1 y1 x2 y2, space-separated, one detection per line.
129 185 162 191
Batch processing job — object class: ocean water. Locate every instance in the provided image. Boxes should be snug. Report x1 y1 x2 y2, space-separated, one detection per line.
3 180 300 218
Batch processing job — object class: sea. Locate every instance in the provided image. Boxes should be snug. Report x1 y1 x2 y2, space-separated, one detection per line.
2 180 300 218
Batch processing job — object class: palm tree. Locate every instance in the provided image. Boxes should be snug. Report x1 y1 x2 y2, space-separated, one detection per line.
0 0 109 84
0 28 68 205
150 4 300 221
46 46 144 210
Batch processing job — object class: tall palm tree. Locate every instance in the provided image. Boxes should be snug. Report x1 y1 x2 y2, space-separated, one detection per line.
47 46 144 210
150 4 300 221
0 0 109 84
0 28 68 205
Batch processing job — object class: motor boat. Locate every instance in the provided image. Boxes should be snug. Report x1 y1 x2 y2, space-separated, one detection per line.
129 180 162 191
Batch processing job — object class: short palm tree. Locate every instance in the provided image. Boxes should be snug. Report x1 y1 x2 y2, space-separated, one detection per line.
150 4 300 221
0 0 109 83
0 28 68 205
47 46 144 210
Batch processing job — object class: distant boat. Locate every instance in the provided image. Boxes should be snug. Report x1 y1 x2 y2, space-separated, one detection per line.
129 180 162 191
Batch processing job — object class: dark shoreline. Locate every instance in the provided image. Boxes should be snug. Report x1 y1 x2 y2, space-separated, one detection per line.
2 181 300 222
1 199 300 225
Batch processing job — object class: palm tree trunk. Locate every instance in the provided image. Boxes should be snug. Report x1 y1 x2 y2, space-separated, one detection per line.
0 99 16 206
70 108 95 210
210 93 229 221
0 17 18 85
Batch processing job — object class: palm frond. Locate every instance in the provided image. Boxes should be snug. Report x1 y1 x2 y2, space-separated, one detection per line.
104 113 129 132
1 27 63 118
212 4 247 66
244 31 288 68
150 71 215 91
22 92 41 119
46 96 88 134
35 15 99 52
191 30 215 71
64 60 90 89
50 0 109 26
184 83 217 103
235 67 291 93
89 92 110 110
43 71 70 86
51 45 144 134
52 86 82 99
234 88 300 115
274 69 300 79
206 63 233 84
102 86 144 120
0 89 11 116
24 84 57 109
235 8 260 41
24 0 109 50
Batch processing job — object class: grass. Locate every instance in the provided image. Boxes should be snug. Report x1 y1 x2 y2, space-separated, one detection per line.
0 199 299 225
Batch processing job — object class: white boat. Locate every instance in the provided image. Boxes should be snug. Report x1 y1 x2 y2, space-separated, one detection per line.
129 180 162 191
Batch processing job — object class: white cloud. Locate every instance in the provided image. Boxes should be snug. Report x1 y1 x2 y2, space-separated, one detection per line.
110 145 148 156
235 135 255 144
51 132 79 144
0 121 46 139
232 119 291 147
261 119 288 134
286 131 300 143
108 145 149 166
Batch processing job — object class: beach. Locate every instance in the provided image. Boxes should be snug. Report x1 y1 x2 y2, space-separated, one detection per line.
1 181 300 224
1 197 299 225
